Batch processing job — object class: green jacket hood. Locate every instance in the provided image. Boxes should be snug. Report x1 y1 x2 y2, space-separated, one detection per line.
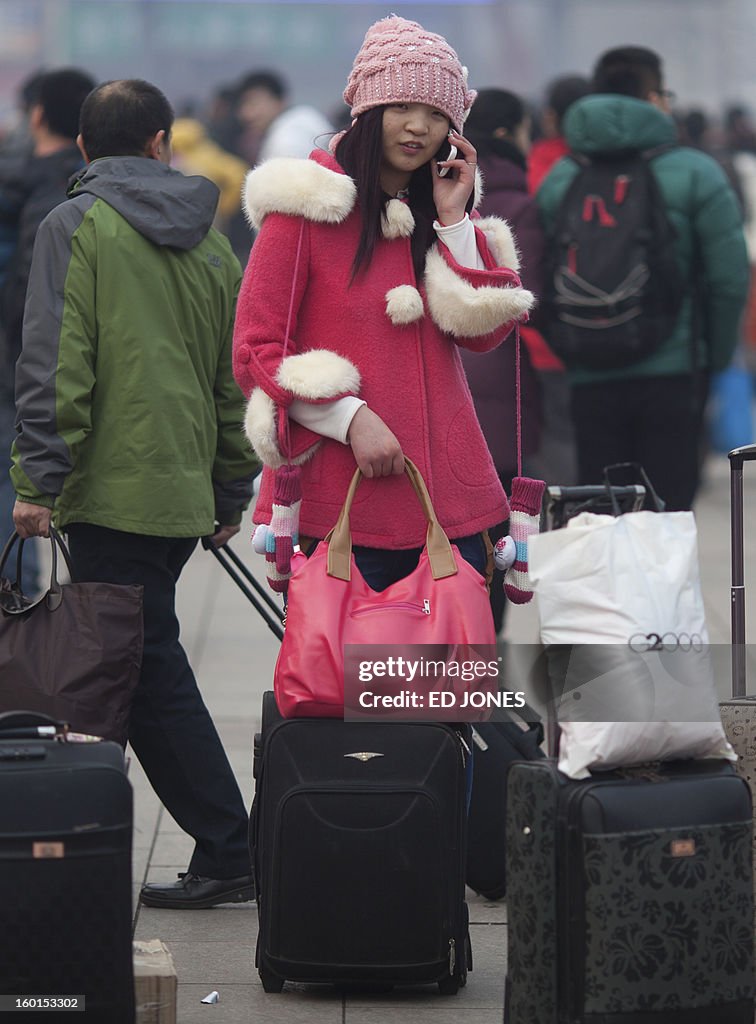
564 94 677 156
69 156 219 250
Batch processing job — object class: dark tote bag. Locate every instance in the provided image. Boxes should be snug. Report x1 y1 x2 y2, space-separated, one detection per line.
0 526 143 745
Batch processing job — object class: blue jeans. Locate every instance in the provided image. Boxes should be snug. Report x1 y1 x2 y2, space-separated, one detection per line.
352 533 489 592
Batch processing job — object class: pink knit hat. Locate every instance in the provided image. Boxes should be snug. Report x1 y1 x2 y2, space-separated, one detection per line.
343 15 477 131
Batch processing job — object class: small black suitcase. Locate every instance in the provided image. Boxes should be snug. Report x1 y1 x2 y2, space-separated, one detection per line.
0 712 134 1024
251 692 471 994
466 708 545 901
505 758 754 1024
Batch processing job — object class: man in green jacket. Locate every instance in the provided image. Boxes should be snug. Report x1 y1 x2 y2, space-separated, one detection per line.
12 79 260 908
537 46 749 509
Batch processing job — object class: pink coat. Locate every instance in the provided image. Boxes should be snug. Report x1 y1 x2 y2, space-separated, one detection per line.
233 149 534 548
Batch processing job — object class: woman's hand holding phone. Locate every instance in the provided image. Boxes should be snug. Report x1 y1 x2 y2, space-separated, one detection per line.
432 129 478 226
436 142 458 177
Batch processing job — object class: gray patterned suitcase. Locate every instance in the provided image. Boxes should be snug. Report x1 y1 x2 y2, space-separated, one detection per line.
504 758 753 1024
720 443 756 970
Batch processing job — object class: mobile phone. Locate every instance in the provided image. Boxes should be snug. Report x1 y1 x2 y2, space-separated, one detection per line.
437 142 458 177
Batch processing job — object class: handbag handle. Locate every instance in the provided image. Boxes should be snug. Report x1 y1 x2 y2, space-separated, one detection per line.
0 710 64 739
325 457 458 582
0 531 26 595
0 525 74 615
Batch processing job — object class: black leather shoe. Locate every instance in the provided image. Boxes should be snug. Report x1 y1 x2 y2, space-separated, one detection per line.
140 872 255 909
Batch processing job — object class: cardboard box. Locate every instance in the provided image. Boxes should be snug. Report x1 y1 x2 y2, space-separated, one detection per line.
134 939 177 1024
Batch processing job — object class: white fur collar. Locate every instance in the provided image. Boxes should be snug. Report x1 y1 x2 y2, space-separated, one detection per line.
243 154 485 236
243 158 357 230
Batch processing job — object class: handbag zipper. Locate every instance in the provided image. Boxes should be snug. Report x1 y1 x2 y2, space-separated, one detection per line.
351 599 431 616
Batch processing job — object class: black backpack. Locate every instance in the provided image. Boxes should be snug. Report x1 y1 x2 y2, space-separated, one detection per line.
543 148 685 370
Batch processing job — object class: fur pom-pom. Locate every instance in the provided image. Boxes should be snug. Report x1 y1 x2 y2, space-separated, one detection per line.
385 285 424 325
381 199 415 239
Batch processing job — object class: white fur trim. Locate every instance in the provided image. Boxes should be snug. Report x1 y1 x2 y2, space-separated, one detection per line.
275 349 361 401
243 388 320 469
381 199 415 239
385 285 424 325
424 246 535 337
472 167 484 211
243 159 357 230
475 215 521 273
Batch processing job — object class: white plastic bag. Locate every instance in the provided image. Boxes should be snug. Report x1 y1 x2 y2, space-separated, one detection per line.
527 511 735 779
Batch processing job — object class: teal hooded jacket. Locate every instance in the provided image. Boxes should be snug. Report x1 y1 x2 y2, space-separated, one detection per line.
537 95 749 383
11 156 259 536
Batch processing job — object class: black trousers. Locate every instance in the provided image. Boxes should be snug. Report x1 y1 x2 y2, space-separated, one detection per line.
570 374 709 512
66 524 250 879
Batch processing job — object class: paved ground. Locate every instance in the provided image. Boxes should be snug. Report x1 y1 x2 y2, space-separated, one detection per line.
129 451 756 1023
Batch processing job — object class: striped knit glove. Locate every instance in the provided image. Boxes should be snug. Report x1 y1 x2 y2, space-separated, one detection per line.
265 465 301 594
504 477 546 605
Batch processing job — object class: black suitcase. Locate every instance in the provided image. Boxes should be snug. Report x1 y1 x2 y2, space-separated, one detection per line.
466 708 545 901
0 712 135 1024
251 692 471 994
464 480 644 903
504 757 754 1024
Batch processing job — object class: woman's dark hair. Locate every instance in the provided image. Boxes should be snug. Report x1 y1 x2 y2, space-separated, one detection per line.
79 79 174 161
335 106 472 282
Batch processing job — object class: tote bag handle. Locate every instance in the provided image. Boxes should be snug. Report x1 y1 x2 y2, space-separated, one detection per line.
0 525 74 615
325 457 457 582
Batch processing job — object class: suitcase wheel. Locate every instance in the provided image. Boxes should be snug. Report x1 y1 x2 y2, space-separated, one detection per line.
259 965 284 993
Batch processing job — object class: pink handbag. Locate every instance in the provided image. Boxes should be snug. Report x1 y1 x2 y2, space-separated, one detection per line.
273 458 497 718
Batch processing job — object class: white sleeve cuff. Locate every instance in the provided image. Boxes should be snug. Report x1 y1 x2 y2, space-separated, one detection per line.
433 213 486 270
288 395 367 444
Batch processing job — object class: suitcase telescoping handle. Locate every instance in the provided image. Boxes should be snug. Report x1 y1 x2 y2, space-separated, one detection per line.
729 444 756 697
201 537 285 642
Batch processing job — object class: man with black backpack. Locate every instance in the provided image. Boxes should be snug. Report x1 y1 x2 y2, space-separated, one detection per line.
537 46 748 510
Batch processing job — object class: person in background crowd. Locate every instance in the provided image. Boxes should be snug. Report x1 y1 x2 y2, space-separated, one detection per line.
170 117 247 233
461 88 544 633
235 70 333 164
527 74 590 195
725 105 756 258
678 107 744 207
723 105 756 381
537 46 749 510
0 67 95 591
205 84 244 155
0 69 46 171
11 79 259 909
233 15 534 609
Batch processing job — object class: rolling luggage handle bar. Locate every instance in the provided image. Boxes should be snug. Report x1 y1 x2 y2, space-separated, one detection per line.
201 537 285 641
602 462 665 513
729 444 756 697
